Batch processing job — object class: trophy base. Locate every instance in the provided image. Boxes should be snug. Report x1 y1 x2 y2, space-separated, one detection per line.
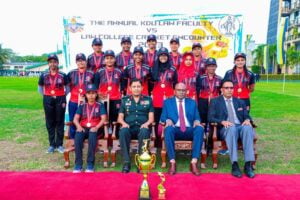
139 187 151 200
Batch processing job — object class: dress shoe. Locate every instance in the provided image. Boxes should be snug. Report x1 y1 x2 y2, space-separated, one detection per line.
244 161 255 178
122 163 131 173
231 162 242 178
168 162 176 175
190 163 201 176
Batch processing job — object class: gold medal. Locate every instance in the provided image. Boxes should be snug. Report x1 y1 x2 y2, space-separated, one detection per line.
107 86 112 91
50 90 55 95
237 88 242 93
87 122 91 127
79 88 83 93
161 83 165 88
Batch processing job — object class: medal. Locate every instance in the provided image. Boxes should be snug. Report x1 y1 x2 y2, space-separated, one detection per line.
160 70 168 89
107 86 112 91
105 68 114 93
49 73 58 95
238 88 242 93
86 122 91 127
78 72 85 94
235 71 244 94
161 83 165 88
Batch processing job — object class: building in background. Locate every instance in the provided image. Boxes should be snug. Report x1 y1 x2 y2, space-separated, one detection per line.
266 0 300 74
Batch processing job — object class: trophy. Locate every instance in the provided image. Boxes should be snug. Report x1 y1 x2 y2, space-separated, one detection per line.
157 172 166 200
135 139 156 200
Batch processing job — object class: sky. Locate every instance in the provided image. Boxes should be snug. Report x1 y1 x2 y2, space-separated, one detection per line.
0 0 271 56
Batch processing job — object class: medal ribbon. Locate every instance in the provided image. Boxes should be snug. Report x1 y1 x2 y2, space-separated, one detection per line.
122 52 131 67
147 51 154 67
93 53 102 70
135 66 141 79
49 73 58 91
105 68 113 88
207 75 215 97
78 72 85 92
160 70 168 85
86 103 96 125
235 70 244 90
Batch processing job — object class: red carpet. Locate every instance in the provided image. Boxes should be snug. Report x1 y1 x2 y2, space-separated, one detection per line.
0 172 299 200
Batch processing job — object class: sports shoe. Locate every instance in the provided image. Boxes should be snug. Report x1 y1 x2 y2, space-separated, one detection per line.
46 146 55 154
85 164 95 173
218 149 229 155
73 165 83 173
56 146 65 153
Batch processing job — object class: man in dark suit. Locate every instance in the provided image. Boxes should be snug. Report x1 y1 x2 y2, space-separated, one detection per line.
160 83 204 176
208 80 255 178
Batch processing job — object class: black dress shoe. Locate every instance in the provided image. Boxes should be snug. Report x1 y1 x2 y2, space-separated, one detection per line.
231 162 242 178
122 163 131 173
244 161 255 178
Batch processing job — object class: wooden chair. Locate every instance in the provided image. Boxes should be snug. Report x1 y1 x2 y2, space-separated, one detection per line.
109 122 157 168
160 124 208 169
210 123 258 169
63 122 110 168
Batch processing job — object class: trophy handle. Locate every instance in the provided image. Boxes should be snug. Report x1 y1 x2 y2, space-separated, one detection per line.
135 154 140 168
150 154 156 169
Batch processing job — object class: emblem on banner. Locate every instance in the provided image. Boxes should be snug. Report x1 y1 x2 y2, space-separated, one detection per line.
64 17 84 33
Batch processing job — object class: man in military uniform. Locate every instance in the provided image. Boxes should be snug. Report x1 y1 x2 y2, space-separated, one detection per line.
118 78 154 173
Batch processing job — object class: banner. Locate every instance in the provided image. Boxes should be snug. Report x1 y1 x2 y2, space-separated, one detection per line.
276 17 288 65
62 14 243 76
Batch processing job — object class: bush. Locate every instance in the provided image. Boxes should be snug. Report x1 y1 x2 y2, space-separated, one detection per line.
260 74 300 80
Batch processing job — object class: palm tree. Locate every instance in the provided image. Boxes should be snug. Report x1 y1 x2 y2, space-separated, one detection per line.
252 44 265 74
0 44 14 66
268 44 277 74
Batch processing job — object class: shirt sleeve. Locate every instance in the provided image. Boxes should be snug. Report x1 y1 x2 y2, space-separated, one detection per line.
118 99 126 114
249 73 255 85
63 73 69 85
38 74 44 86
76 105 83 115
148 98 154 112
99 103 107 115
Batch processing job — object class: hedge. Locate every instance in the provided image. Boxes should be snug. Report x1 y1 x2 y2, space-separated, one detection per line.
259 74 300 80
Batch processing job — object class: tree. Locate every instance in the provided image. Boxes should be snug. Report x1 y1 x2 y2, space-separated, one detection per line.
286 45 300 72
251 44 265 74
0 44 14 66
268 44 277 74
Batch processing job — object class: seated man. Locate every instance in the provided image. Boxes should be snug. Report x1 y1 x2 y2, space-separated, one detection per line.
160 82 204 176
208 80 255 178
118 78 154 173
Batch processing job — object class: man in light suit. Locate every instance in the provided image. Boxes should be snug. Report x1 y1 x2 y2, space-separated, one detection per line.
208 79 255 178
160 83 204 176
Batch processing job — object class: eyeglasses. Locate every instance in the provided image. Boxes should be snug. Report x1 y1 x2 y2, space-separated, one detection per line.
222 87 234 90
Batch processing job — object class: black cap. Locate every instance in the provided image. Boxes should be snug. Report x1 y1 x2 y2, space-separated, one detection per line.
147 34 157 42
205 57 217 66
86 84 97 92
192 42 202 49
47 54 59 62
104 50 115 57
170 37 180 44
234 53 246 60
121 36 132 44
92 38 103 46
158 47 169 56
133 46 144 55
76 53 86 61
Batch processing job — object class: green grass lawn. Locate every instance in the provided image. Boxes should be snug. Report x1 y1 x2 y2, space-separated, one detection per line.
0 77 299 174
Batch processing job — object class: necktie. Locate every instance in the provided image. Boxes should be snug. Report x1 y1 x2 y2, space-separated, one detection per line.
179 100 186 132
226 99 235 123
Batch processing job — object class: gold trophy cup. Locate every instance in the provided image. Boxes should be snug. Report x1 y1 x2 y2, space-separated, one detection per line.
135 139 156 200
157 172 166 200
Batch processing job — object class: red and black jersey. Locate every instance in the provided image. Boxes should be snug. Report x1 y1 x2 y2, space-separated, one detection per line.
94 67 122 100
179 75 198 101
196 74 222 99
76 102 107 128
151 66 177 108
116 51 133 71
143 50 158 68
194 58 206 76
67 69 94 103
87 53 105 73
223 69 255 99
38 71 68 96
122 64 151 96
169 52 182 70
